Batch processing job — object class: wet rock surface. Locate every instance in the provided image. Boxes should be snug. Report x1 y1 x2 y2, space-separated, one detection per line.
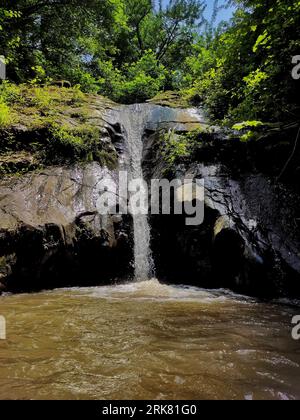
0 164 133 292
0 103 203 293
144 123 300 298
0 100 299 297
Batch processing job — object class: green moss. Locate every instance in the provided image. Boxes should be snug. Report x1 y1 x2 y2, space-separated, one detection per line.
148 91 189 108
0 83 115 128
0 84 119 176
160 130 189 166
0 151 41 178
95 149 118 170
44 123 113 165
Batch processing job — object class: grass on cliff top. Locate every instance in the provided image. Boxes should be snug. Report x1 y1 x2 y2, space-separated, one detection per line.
147 91 189 108
0 83 118 177
0 82 115 129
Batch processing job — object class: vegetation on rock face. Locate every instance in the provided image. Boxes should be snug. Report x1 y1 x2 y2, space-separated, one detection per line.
0 84 118 176
0 100 12 127
159 129 200 170
156 121 300 193
147 91 189 108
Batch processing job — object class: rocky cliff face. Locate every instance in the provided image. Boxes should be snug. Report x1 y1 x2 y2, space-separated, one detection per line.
0 102 204 293
0 164 133 292
1 97 299 297
144 129 300 298
0 90 137 293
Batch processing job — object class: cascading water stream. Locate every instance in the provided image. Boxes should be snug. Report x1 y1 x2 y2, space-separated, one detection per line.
112 103 205 281
121 104 154 281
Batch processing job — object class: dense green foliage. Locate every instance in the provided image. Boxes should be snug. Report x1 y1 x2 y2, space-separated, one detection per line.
181 0 300 123
0 0 299 123
0 0 204 102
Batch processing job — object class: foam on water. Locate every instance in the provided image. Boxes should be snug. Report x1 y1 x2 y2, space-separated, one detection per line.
69 279 253 303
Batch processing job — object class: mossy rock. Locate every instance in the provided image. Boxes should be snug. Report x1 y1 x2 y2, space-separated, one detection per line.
148 91 189 108
0 151 40 177
0 84 119 176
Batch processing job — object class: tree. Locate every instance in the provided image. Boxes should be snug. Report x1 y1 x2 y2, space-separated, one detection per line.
0 0 125 83
183 0 300 123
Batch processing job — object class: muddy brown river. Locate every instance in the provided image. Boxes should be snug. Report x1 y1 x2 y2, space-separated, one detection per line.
0 280 300 400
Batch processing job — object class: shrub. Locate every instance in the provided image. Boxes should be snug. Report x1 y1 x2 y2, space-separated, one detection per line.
96 51 167 103
0 82 22 105
118 51 167 103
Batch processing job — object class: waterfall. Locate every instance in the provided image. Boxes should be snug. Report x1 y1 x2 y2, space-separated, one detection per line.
108 103 205 282
121 104 154 281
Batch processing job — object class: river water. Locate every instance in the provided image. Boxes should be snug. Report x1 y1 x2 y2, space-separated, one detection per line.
0 279 300 400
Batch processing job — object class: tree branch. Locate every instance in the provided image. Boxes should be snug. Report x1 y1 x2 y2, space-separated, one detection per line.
277 125 300 182
135 7 152 53
157 20 180 61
